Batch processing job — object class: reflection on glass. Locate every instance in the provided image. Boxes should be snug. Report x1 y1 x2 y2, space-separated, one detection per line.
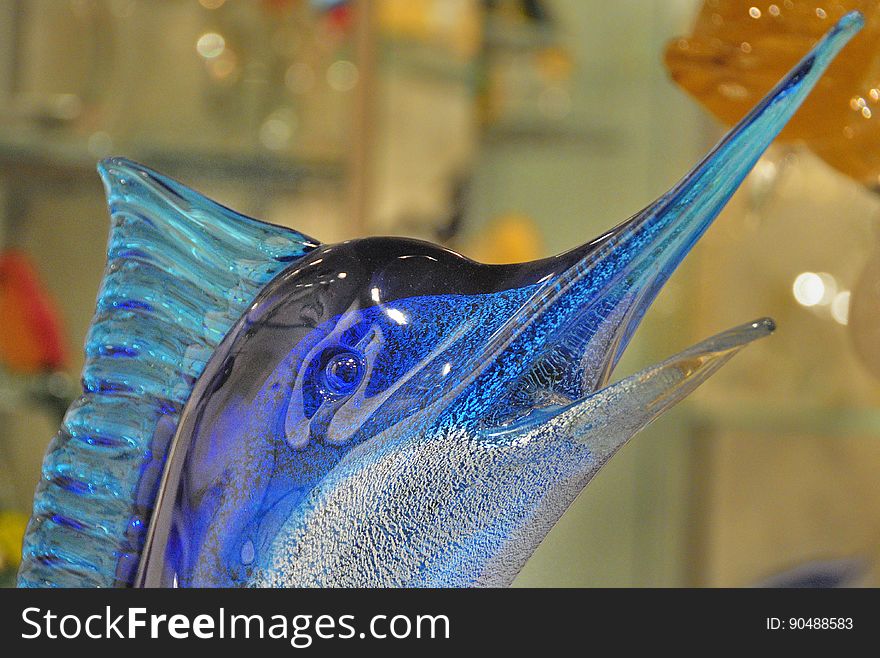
17 15 861 587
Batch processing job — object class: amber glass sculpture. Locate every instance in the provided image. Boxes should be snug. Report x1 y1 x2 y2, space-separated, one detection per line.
666 1 880 188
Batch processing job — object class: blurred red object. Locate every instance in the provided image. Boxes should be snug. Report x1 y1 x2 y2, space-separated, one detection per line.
0 250 68 373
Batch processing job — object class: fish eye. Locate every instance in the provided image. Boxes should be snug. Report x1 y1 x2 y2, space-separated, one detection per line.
319 349 365 396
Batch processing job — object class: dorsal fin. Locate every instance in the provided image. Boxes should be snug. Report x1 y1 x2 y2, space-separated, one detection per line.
19 158 318 587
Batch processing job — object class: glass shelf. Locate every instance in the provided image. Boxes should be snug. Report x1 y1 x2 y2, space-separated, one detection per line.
0 126 344 188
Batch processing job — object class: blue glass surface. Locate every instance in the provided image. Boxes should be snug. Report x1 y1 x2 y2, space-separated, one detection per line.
19 13 862 587
17 160 317 587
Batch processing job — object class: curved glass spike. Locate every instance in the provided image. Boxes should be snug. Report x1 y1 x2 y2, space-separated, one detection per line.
473 10 862 407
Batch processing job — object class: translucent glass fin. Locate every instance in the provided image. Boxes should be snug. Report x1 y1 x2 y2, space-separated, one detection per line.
18 159 317 587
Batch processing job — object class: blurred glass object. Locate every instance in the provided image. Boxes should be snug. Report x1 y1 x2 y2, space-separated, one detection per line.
0 249 67 373
666 1 880 189
848 235 880 377
754 556 869 587
2 0 116 132
0 510 27 586
462 212 545 263
379 0 482 58
0 0 355 162
478 0 575 131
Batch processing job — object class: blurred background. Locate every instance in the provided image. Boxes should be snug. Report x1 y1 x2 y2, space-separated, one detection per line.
1 0 880 587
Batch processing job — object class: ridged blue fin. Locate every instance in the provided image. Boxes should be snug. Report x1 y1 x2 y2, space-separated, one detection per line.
18 158 318 587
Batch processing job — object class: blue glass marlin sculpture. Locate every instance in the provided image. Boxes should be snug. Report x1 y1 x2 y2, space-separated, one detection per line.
18 13 862 587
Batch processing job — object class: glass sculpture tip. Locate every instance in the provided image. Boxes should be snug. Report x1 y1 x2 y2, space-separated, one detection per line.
96 155 128 173
818 11 863 59
838 10 865 33
746 316 776 339
705 317 775 353
96 156 135 189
